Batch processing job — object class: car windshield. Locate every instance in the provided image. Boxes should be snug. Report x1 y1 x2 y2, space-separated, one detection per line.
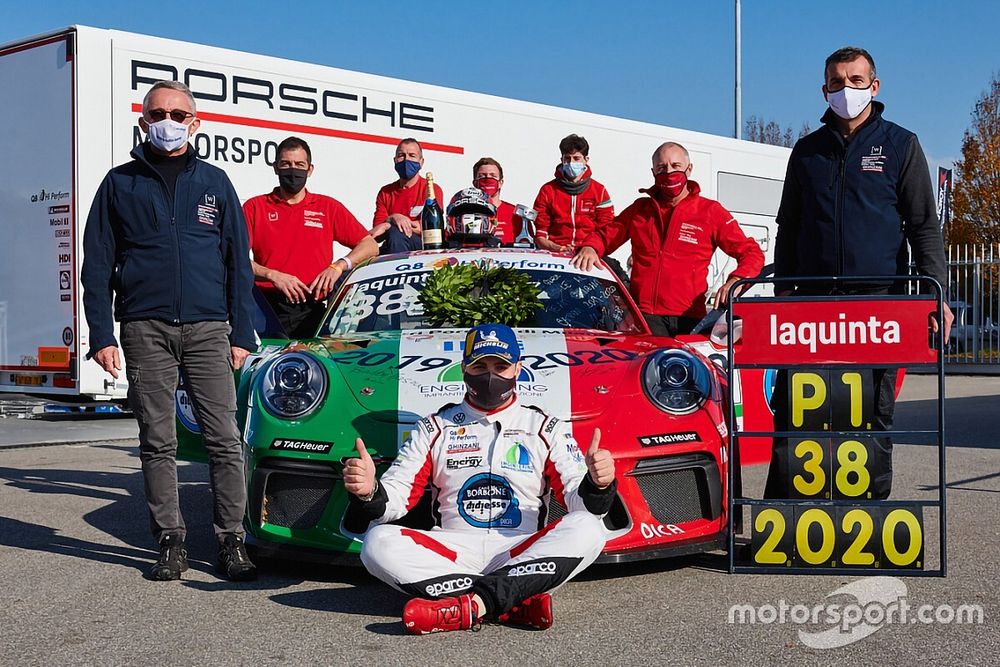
322 259 643 335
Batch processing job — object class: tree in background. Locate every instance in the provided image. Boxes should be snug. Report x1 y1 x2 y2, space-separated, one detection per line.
951 73 1000 245
743 116 810 147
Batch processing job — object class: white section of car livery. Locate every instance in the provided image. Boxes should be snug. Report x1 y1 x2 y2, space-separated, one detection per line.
344 251 592 439
394 329 573 448
0 26 789 399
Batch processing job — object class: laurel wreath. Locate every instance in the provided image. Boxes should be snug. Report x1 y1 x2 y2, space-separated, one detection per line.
418 262 543 327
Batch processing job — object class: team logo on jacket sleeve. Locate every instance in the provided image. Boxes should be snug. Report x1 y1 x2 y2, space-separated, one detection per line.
457 473 522 528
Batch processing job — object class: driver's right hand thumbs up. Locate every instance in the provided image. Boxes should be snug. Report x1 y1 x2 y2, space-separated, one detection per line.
344 437 376 498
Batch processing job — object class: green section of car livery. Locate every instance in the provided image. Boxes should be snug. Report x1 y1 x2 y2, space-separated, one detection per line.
173 325 584 556
176 334 406 553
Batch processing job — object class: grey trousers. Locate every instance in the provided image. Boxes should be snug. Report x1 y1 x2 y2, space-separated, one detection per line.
121 319 246 544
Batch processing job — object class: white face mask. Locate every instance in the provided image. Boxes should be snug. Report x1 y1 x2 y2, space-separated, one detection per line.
147 118 191 152
827 85 873 120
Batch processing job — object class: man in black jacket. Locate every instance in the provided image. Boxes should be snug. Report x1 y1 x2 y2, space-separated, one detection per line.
767 46 953 499
82 81 258 581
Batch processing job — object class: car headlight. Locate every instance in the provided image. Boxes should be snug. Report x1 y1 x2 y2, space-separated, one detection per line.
260 352 327 419
641 349 712 415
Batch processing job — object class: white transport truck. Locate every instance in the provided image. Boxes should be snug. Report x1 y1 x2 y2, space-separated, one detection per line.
0 25 790 401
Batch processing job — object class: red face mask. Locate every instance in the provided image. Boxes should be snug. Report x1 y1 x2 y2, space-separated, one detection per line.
475 176 501 197
654 170 688 197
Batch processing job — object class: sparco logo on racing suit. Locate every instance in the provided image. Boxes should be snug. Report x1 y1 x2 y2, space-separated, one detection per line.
508 561 557 577
457 473 522 528
425 576 474 597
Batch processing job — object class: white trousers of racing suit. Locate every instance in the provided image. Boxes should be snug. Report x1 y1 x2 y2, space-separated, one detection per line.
362 511 606 607
351 398 615 615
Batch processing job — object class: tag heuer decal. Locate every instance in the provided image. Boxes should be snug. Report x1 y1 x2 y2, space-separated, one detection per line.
637 432 700 447
270 438 333 454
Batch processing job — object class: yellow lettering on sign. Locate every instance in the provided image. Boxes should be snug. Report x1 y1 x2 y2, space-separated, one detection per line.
753 509 789 565
835 440 871 497
792 372 827 427
841 509 876 565
883 509 923 567
792 440 826 496
796 508 835 565
840 372 863 427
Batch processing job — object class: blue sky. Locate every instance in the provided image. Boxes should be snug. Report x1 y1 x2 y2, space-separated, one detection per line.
2 0 997 170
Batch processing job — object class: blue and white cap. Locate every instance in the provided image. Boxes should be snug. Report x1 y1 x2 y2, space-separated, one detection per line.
462 324 520 365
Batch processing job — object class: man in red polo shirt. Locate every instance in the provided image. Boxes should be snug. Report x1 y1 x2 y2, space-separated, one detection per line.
470 157 520 244
572 141 763 336
244 136 378 337
370 138 445 254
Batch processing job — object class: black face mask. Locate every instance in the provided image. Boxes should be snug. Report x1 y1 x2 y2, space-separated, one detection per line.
464 371 516 410
277 167 308 195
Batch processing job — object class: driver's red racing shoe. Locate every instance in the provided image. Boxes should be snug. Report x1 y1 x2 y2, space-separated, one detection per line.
498 593 553 630
403 593 478 635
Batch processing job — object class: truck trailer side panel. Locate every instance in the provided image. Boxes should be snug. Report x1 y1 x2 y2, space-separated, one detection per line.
0 25 790 401
0 33 78 395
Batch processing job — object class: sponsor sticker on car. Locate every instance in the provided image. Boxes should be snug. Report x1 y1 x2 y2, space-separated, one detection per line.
637 431 701 446
270 439 333 454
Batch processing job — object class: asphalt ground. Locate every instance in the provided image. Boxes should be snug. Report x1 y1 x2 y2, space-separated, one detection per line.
0 376 997 666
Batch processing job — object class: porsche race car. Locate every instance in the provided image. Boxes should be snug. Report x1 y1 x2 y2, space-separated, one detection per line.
176 248 746 563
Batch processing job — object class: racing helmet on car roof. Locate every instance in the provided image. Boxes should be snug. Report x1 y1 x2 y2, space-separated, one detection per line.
446 187 497 237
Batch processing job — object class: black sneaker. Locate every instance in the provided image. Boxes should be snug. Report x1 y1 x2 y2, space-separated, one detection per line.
217 534 257 581
147 534 188 581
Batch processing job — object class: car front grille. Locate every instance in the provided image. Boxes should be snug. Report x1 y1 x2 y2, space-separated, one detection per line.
252 459 339 530
635 469 706 524
545 490 630 531
263 473 333 529
631 453 722 524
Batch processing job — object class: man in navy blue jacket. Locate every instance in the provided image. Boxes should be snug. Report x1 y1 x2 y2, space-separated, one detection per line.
82 81 258 582
768 47 952 499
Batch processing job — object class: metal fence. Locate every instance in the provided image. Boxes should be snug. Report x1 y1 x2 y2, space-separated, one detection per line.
941 243 1000 371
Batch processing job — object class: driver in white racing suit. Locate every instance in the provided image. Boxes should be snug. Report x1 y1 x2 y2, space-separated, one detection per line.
343 323 617 634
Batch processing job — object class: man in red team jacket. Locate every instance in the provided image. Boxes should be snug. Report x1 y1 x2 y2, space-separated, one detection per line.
471 157 520 244
243 136 378 337
370 138 445 254
573 142 764 337
532 134 614 253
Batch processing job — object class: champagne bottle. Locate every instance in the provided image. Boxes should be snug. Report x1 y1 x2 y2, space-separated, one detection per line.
421 172 445 250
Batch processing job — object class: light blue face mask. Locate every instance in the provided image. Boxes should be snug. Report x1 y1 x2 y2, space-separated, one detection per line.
561 162 587 179
147 119 190 152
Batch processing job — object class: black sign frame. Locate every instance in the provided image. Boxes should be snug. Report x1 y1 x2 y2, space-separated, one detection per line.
726 275 947 577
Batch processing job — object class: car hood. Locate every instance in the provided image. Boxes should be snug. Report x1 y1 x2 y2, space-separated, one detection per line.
287 329 672 422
